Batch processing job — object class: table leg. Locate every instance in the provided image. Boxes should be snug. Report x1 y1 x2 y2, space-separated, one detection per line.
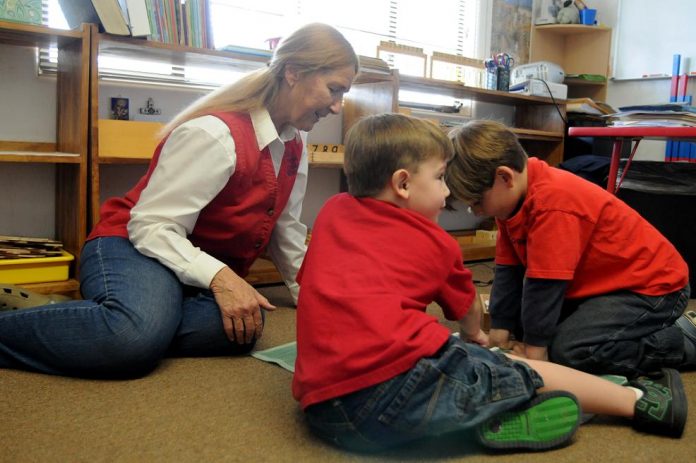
607 139 624 194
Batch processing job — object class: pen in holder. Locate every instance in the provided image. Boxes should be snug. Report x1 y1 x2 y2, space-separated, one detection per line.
497 65 510 92
484 58 498 90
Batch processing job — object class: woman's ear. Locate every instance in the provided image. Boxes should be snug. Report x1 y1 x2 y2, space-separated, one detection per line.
391 169 411 199
284 65 301 88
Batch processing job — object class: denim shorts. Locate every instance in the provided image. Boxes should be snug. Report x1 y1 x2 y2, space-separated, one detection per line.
304 336 543 452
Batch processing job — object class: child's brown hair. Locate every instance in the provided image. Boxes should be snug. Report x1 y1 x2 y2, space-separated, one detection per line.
344 113 453 197
447 120 527 204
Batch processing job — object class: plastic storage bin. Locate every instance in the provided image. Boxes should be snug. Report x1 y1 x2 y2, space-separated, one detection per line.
0 250 74 284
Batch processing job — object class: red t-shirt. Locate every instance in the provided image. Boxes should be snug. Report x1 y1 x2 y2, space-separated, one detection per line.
496 157 688 298
292 194 475 409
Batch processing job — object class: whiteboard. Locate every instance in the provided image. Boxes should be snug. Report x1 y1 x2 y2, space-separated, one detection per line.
613 0 696 79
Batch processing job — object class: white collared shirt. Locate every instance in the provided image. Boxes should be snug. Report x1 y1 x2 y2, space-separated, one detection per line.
127 108 308 303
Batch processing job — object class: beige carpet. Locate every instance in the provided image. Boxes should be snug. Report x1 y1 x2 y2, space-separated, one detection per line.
2 277 695 462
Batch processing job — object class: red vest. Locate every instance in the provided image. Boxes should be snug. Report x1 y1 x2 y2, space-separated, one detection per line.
88 112 303 277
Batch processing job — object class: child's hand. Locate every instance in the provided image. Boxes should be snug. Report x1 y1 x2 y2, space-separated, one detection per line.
488 328 512 349
522 344 548 361
464 329 489 347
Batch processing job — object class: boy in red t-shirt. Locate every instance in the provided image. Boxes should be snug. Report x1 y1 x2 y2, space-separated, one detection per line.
293 114 687 453
447 119 695 377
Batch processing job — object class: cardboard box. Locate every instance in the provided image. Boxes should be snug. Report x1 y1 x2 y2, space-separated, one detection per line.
0 250 74 284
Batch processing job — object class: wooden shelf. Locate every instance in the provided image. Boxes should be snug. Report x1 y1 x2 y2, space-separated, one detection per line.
512 128 564 141
0 22 90 295
0 19 81 47
531 24 612 101
20 279 81 298
532 24 611 35
399 75 567 106
96 33 269 72
0 152 82 163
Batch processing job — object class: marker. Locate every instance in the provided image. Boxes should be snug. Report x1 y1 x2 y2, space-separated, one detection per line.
642 73 670 78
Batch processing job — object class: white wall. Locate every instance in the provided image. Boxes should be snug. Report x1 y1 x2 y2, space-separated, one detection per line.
598 0 684 161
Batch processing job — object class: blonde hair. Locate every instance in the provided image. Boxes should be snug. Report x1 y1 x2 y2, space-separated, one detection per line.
161 23 358 136
447 119 527 203
344 113 453 197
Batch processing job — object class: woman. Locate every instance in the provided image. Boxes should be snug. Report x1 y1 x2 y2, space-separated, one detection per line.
0 23 358 378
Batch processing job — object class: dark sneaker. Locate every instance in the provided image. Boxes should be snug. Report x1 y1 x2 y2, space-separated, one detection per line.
676 310 696 345
629 368 687 438
0 284 70 311
477 391 580 451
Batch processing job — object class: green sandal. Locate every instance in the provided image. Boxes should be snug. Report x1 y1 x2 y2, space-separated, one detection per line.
0 284 70 311
477 391 581 451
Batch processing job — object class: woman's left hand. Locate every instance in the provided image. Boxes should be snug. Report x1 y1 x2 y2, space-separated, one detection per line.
210 266 276 344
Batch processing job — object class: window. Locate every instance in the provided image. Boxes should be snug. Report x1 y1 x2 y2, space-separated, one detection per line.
44 0 490 89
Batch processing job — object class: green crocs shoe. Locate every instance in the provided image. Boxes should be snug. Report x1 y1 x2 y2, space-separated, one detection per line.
477 391 580 451
630 368 687 438
0 284 70 311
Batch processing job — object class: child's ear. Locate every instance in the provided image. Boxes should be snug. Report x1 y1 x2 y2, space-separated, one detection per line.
391 169 411 199
496 166 515 187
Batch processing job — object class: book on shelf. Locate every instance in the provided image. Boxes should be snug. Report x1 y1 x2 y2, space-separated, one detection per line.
125 0 151 37
59 0 130 36
0 0 42 25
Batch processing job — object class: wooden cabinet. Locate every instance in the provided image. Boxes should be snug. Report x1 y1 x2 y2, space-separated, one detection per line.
0 21 90 296
530 25 612 102
344 71 566 167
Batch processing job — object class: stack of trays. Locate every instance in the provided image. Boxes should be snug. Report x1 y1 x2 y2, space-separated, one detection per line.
0 236 74 284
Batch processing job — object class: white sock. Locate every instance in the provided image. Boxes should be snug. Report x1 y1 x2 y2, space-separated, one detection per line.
628 386 644 401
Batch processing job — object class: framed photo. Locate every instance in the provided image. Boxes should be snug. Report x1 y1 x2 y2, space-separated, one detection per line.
110 97 129 120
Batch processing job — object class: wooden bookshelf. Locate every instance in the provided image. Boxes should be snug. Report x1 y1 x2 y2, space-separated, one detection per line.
530 24 612 101
0 20 89 296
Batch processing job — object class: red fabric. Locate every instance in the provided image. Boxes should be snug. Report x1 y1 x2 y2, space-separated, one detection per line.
88 112 303 277
292 194 475 409
495 157 688 298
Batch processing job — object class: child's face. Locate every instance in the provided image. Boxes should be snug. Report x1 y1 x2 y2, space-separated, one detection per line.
405 157 450 222
468 168 521 220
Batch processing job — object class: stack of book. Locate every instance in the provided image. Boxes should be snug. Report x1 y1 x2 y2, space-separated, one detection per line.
0 236 64 260
60 0 213 48
604 103 696 127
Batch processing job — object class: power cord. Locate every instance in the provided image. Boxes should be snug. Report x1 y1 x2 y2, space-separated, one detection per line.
530 77 568 126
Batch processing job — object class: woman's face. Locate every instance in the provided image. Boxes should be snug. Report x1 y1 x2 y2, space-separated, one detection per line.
285 65 356 131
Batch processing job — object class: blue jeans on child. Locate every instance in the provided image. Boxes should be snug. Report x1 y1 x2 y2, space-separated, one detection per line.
0 237 254 377
549 285 691 377
304 337 544 452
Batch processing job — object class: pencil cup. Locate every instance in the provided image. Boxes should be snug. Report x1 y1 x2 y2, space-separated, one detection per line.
486 68 498 90
497 66 510 92
580 8 597 25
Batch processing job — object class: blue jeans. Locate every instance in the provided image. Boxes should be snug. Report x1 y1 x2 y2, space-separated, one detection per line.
304 337 544 452
0 237 255 377
549 284 691 377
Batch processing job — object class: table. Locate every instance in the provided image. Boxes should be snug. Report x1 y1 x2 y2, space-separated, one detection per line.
567 126 696 194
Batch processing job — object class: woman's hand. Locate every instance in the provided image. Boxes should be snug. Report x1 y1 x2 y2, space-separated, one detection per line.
210 266 276 344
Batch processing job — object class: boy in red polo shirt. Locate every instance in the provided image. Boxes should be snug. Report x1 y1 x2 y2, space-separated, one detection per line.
446 119 695 377
293 114 687 454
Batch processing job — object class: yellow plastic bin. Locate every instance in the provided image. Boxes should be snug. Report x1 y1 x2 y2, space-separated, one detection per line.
0 250 74 284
